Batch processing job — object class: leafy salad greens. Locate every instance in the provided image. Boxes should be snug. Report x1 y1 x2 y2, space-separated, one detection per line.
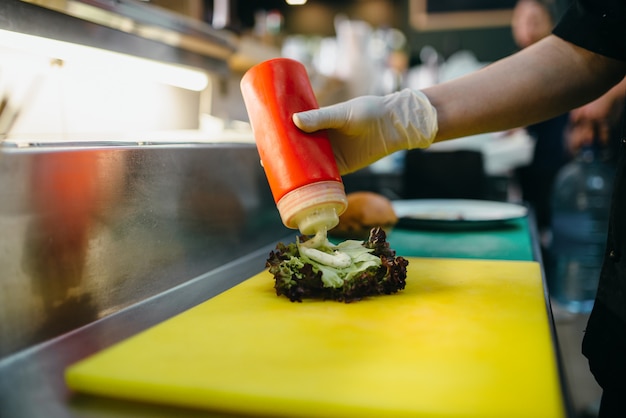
266 227 408 302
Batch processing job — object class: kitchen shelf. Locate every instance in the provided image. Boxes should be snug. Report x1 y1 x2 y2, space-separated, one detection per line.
1 0 237 74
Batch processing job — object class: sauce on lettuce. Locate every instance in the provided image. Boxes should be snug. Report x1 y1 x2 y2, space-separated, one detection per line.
266 227 408 302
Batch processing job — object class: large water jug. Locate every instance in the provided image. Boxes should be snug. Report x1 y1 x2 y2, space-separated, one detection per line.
549 143 615 313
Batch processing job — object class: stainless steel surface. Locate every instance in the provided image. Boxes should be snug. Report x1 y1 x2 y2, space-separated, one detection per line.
0 138 294 418
0 143 288 359
1 0 236 75
0 242 285 418
552 308 602 417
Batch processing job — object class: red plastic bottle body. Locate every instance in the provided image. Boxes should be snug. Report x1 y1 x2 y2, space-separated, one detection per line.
241 58 347 234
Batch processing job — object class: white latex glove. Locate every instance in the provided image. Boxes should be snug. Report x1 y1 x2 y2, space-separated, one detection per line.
292 88 438 174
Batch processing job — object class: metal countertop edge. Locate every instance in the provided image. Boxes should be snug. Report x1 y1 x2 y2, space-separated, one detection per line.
0 141 255 153
527 207 575 418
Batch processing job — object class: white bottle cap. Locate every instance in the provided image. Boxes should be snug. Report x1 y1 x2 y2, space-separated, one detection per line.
276 181 348 235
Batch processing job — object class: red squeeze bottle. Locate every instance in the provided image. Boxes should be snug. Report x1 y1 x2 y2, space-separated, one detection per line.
241 58 347 235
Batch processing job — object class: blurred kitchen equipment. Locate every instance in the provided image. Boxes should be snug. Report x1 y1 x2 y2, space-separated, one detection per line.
403 149 487 200
211 0 230 29
0 58 45 138
334 16 376 98
550 140 615 313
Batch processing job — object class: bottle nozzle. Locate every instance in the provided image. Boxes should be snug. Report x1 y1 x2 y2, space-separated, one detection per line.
276 181 347 235
293 206 339 236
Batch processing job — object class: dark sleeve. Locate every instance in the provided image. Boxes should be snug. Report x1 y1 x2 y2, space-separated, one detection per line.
552 0 626 61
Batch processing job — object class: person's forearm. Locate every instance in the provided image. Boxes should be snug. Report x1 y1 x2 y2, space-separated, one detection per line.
422 35 626 142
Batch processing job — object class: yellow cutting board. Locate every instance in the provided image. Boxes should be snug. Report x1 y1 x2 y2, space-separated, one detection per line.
65 257 565 418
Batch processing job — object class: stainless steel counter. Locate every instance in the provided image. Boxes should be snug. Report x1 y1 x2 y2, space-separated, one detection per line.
0 241 285 418
0 143 289 357
0 142 292 417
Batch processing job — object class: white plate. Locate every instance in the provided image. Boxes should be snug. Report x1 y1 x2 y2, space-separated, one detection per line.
392 199 528 230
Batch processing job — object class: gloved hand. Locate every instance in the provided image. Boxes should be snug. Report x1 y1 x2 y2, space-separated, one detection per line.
292 88 438 174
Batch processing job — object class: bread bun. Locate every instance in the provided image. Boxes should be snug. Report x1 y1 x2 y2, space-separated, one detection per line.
331 192 398 239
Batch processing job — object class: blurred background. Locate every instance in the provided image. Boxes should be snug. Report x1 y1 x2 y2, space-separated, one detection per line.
0 1 606 417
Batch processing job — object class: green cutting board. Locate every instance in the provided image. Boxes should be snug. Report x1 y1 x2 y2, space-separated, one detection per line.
66 257 564 418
